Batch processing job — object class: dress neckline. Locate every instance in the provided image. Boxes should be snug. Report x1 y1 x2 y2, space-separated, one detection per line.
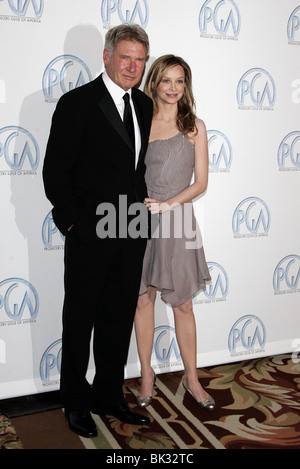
149 132 181 144
149 131 195 147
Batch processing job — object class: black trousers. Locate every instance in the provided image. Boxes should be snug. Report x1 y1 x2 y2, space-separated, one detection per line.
60 230 147 412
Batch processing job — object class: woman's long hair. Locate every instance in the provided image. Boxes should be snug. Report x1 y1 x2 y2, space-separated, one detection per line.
144 55 198 136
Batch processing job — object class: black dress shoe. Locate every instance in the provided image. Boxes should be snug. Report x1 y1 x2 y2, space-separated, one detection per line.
93 401 150 426
66 410 98 438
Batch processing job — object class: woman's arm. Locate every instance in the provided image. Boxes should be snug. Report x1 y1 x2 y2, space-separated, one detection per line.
145 118 209 214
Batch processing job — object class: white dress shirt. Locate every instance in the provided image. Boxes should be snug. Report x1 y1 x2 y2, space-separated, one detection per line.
102 71 141 167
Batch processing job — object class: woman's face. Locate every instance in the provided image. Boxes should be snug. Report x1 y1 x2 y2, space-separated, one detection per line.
155 65 186 105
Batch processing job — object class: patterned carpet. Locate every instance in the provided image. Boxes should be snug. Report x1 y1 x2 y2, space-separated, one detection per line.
0 414 23 449
1 354 300 450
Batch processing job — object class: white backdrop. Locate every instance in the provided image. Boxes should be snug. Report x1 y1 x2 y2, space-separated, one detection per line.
0 0 299 400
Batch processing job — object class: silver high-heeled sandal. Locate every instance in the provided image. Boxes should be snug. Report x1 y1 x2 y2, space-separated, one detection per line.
136 368 156 408
182 376 215 411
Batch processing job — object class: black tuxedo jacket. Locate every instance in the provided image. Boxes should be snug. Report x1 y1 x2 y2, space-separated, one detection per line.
43 74 153 242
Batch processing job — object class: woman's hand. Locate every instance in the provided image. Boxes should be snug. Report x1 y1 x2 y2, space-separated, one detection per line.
144 197 171 214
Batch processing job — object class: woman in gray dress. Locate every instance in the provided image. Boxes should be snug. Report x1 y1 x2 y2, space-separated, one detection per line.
134 55 215 411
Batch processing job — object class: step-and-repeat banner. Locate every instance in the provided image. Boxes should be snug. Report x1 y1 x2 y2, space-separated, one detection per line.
0 0 299 399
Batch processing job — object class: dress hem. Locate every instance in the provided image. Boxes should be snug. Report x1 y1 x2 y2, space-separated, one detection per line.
139 279 211 308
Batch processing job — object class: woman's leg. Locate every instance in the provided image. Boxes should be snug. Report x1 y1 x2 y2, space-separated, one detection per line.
134 286 157 396
173 298 209 402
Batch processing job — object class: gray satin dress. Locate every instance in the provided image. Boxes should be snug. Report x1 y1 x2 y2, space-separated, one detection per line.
139 132 211 307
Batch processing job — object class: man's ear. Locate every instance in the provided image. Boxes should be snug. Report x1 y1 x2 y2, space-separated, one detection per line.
103 48 109 66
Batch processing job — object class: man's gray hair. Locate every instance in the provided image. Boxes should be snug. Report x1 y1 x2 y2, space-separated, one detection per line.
104 24 149 58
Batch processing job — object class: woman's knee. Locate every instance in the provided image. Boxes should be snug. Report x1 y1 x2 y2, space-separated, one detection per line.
137 287 156 310
174 298 193 315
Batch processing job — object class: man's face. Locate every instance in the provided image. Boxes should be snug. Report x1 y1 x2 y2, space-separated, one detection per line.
103 39 147 91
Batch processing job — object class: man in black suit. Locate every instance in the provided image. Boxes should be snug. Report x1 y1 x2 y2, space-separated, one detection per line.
43 24 153 438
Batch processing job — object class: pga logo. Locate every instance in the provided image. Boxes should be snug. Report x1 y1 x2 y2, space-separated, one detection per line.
232 197 270 238
0 126 39 172
228 315 266 356
277 131 300 170
273 255 300 294
199 0 240 38
0 277 39 322
40 339 62 382
237 68 276 109
287 6 300 44
2 0 44 18
152 326 181 364
101 0 149 27
193 261 228 303
43 55 92 101
207 130 232 171
42 211 65 248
